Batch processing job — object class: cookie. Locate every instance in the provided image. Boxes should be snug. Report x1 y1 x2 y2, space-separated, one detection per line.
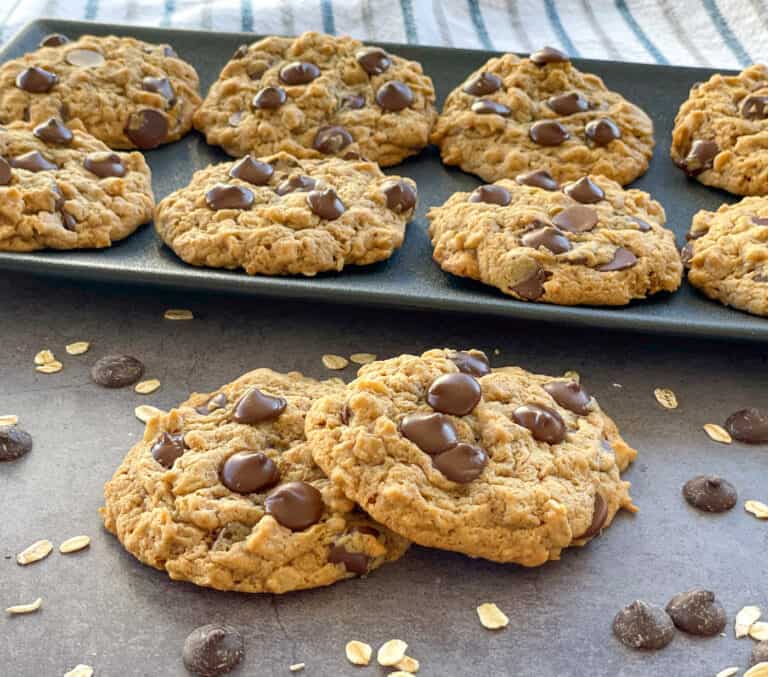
684 197 768 316
0 34 201 150
155 151 417 276
431 47 654 185
0 121 153 251
192 31 436 166
306 349 637 565
671 64 768 195
100 368 408 594
427 173 682 305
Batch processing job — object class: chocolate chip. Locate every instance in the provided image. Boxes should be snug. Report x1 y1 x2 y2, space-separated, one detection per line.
521 225 571 254
529 120 569 146
613 601 675 650
513 404 565 444
597 247 637 272
313 125 353 154
516 169 559 191
196 392 228 415
60 209 77 231
221 451 280 493
741 95 768 120
577 493 608 539
65 49 105 67
544 380 591 415
91 354 144 388
40 33 69 47
142 76 176 105
16 66 58 93
399 412 458 455
10 151 58 172
252 86 287 110
427 373 482 416
546 92 589 115
162 45 178 58
666 590 726 636
276 174 316 195
682 475 738 512
632 216 652 232
471 99 511 116
229 156 274 185
752 641 768 666
463 72 502 96
232 45 248 59
450 350 490 377
84 152 126 178
0 157 11 185
530 46 569 66
552 205 598 233
511 266 551 301
563 176 605 204
680 140 719 176
205 184 254 211
432 443 488 483
724 408 768 443
356 48 391 75
585 118 621 146
233 388 286 424
124 109 168 149
33 117 73 145
753 216 768 226
150 432 186 468
341 94 366 109
468 184 511 206
381 179 416 212
183 624 244 677
376 81 413 112
265 481 324 530
0 425 33 462
680 242 694 268
307 188 345 220
279 61 320 85
328 544 370 575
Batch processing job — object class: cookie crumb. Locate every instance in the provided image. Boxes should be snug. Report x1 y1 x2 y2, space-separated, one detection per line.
64 665 93 677
395 655 420 673
345 640 372 666
322 354 349 370
654 388 678 409
16 539 53 565
377 639 408 667
704 423 732 444
745 500 768 520
34 349 55 365
65 341 90 355
135 379 161 395
0 414 18 426
164 308 194 320
135 405 164 423
716 669 740 677
751 623 768 642
736 606 762 638
477 602 509 629
350 353 377 365
36 360 63 374
59 535 91 554
289 663 305 672
5 597 42 615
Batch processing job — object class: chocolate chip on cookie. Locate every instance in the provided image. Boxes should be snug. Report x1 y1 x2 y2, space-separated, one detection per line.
196 392 228 415
469 184 511 205
0 158 11 186
679 139 719 176
471 99 511 116
576 493 608 539
279 61 320 85
252 85 286 110
529 120 569 146
399 412 458 455
91 354 144 388
40 33 69 48
265 481 324 530
544 380 591 415
375 81 414 112
10 151 58 172
547 92 589 116
552 205 598 233
724 408 768 443
151 432 186 468
229 156 273 185
221 451 280 493
16 66 58 93
597 247 637 272
141 76 176 105
516 169 559 191
530 46 569 66
427 373 482 416
83 152 126 178
183 624 244 677
432 442 488 483
0 425 33 462
613 601 675 650
205 184 254 211
233 388 287 424
276 174 316 196
585 118 621 146
511 266 551 300
357 48 391 75
450 350 490 377
521 225 572 254
307 188 345 220
563 176 605 204
683 475 738 512
513 404 566 444
33 118 73 145
742 95 768 120
381 179 416 213
124 109 168 149
328 543 370 574
464 72 502 96
313 125 353 154
665 590 727 636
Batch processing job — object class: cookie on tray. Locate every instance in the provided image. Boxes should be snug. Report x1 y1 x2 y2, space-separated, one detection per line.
427 172 683 305
192 31 436 166
306 349 638 565
683 196 768 316
671 65 768 195
431 47 654 185
101 368 409 594
154 151 417 275
0 120 154 251
0 33 201 149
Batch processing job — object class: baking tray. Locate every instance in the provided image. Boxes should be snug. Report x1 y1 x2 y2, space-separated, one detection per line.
0 18 762 342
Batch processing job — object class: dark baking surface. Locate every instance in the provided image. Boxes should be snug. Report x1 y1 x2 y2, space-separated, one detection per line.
2 270 767 676
0 19 765 341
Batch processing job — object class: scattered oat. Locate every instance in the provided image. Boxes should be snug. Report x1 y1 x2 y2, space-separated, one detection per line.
164 308 194 320
16 539 53 565
350 353 377 365
388 673 414 677
750 623 768 641
345 640 372 666
704 423 732 444
395 655 420 673
5 597 42 615
612 383 622 389
322 354 349 370
493 348 500 355
477 602 509 629
716 669 740 677
0 414 18 426
564 370 580 382
134 379 161 395
134 405 164 423
289 663 305 673
64 666 93 677
736 606 762 638
745 500 768 520
59 535 91 554
746 664 768 677
654 388 678 409
377 639 408 667
65 341 90 355
36 360 63 374
34 349 55 365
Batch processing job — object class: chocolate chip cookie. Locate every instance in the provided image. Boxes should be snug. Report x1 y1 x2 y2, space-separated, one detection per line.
431 47 654 185
306 349 638 565
100 368 408 594
155 151 417 275
0 34 201 149
192 31 436 166
0 121 154 251
427 173 682 305
671 64 768 195
684 196 768 316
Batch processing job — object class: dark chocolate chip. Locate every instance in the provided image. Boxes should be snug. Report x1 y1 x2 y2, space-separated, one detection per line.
544 380 591 415
232 45 248 59
666 590 727 636
513 404 565 444
65 49 105 67
183 624 244 677
252 86 286 110
432 443 488 483
753 216 768 226
60 209 77 231
680 140 719 176
546 92 589 115
375 80 414 112
233 388 286 424
276 174 316 195
312 125 353 154
752 641 768 666
632 216 652 232
0 425 33 462
563 176 605 204
427 373 482 416
196 392 228 415
463 71 502 96
221 451 280 493
205 184 254 211
399 412 458 455
552 205 598 233
142 76 176 105
741 95 768 120
585 118 622 146
724 408 768 443
382 179 416 212
516 169 559 191
279 61 320 85
529 120 569 146
328 544 370 575
450 350 490 377
265 481 324 530
521 225 571 254
597 247 637 272
84 152 126 178
341 94 366 109
530 46 569 66
33 117 73 145
40 33 69 47
307 188 345 220
229 156 274 185
150 432 186 468
124 109 168 149
577 493 608 539
613 601 675 650
10 151 58 172
162 45 178 58
356 48 391 75
471 99 511 116
682 475 738 513
511 266 551 301
680 242 694 268
0 157 11 185
16 66 58 93
91 354 145 388
468 184 511 206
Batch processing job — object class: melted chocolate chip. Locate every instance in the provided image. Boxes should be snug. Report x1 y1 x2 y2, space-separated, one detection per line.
265 481 324 530
0 425 33 462
252 86 287 110
544 380 591 415
427 373 482 416
229 156 274 185
65 49 105 67
753 216 768 226
632 216 652 232
124 109 168 149
585 118 622 146
680 140 719 176
741 95 768 120
221 451 280 493
313 125 353 154
399 412 458 455
450 350 490 377
376 81 414 111
613 601 675 650
564 176 605 204
0 157 11 185
382 179 416 212
552 205 598 233
183 624 244 677
341 94 366 109
279 61 320 85
469 184 511 206
516 169 559 191
547 92 589 115
666 590 726 636
276 174 316 195
196 392 228 415
205 184 254 211
356 48 391 75
513 404 565 444
142 76 176 105
683 475 738 513
471 99 511 116
84 152 126 178
577 493 608 539
328 544 370 575
463 71 502 96
680 242 694 268
307 188 345 220
33 117 73 144
150 432 186 468
597 247 637 272
529 120 569 146
432 443 488 483
233 388 287 424
10 151 58 172
40 33 69 47
724 408 768 443
16 66 58 93
91 354 144 388
521 225 571 254
511 266 551 301
530 46 569 66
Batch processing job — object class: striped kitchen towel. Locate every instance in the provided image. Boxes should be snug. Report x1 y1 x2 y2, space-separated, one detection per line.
1 0 765 68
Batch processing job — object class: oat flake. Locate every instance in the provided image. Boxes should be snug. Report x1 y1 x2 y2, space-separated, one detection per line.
350 353 377 365
164 308 194 320
0 414 18 426
64 665 94 677
65 341 90 355
34 349 55 365
750 622 768 641
736 605 762 638
59 535 91 554
5 597 42 615
322 354 349 370
745 664 768 677
704 423 732 444
377 639 408 667
716 669 740 677
477 602 509 629
345 640 372 666
134 379 161 395
36 360 63 374
395 655 420 673
654 388 678 409
745 500 768 520
17 539 53 565
135 405 164 423
288 664 305 672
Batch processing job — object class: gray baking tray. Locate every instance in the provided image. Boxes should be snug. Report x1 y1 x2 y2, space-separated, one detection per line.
0 18 763 341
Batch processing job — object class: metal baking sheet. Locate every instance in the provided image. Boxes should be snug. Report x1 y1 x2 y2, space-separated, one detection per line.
0 19 763 343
